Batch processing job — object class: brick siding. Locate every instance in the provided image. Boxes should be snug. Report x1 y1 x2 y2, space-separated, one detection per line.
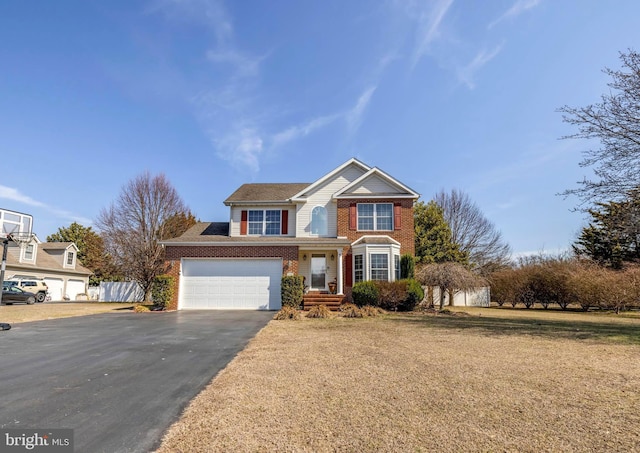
336 198 415 255
163 245 299 310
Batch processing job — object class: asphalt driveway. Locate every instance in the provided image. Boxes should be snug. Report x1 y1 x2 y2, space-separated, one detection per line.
0 310 273 452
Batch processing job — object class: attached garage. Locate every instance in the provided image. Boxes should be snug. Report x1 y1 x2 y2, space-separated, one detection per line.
180 259 282 310
44 278 64 301
66 279 86 300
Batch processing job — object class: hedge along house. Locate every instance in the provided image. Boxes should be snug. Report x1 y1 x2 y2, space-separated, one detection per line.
161 158 419 310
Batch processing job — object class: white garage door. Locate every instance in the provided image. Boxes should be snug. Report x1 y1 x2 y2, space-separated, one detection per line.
181 259 282 310
66 279 86 300
44 278 64 301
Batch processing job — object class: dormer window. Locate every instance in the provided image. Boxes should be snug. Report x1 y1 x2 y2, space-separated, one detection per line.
24 244 34 261
66 251 75 266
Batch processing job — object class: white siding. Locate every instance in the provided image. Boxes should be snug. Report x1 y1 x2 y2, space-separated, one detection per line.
229 205 295 237
349 175 404 195
296 165 367 237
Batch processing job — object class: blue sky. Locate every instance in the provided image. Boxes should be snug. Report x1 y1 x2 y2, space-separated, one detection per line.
1 0 639 256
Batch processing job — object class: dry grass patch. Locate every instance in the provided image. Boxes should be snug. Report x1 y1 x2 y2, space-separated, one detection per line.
157 311 640 452
0 302 135 323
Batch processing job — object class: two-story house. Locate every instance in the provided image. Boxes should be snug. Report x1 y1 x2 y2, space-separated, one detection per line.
162 158 419 310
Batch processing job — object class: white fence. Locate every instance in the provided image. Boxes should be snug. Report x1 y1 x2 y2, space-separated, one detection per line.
427 287 491 307
98 282 144 302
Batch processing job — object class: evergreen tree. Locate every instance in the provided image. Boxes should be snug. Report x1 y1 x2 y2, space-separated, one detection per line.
573 193 640 268
414 200 467 264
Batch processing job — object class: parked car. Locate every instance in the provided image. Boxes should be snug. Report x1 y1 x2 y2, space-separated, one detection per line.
4 278 48 303
1 286 36 305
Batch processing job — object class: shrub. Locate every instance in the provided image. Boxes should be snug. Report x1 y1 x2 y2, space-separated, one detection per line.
134 304 151 313
339 303 363 318
361 305 385 317
306 304 333 318
273 306 301 320
400 254 415 279
376 281 407 311
151 275 173 310
281 275 304 308
400 279 424 311
352 281 380 307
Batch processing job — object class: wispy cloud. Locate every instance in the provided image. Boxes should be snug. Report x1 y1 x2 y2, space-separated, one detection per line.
410 0 454 68
0 185 93 226
346 86 377 135
0 185 46 207
214 127 264 172
271 114 341 149
150 0 233 44
488 0 541 29
206 49 268 78
457 44 503 89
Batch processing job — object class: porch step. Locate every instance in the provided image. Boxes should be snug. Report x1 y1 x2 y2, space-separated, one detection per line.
303 292 344 311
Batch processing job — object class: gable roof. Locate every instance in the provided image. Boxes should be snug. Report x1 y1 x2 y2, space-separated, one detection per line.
290 158 371 200
333 167 420 199
224 183 310 205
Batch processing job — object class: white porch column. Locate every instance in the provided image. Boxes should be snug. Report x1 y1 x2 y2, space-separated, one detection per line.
337 248 344 295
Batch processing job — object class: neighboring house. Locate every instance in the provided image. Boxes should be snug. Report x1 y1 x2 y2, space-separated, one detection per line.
4 236 92 300
162 158 420 310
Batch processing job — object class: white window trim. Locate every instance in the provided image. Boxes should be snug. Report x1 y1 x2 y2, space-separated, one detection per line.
65 251 75 268
352 242 401 284
357 203 394 231
354 254 364 284
247 209 282 236
22 244 36 263
310 205 328 236
370 253 389 281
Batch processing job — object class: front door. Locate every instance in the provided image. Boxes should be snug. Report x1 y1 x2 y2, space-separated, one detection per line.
311 254 326 290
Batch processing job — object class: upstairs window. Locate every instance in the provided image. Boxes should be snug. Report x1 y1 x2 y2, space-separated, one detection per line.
311 206 328 235
247 210 282 236
248 211 264 235
24 244 34 261
357 203 393 231
67 251 75 266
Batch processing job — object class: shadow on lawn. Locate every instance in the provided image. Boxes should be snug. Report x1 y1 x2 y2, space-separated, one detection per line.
389 312 640 345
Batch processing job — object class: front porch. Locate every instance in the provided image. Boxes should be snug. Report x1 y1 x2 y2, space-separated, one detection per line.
298 247 346 295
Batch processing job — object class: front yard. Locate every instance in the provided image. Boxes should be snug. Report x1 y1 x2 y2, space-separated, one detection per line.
157 308 640 452
0 302 135 324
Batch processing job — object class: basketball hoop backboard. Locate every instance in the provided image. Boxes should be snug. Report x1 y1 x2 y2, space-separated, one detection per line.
0 208 33 241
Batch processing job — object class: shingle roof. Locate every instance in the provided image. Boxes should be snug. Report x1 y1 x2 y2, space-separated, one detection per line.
162 222 350 246
224 183 310 204
41 242 75 250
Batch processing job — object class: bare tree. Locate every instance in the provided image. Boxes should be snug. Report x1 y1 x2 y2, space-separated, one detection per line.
558 49 640 206
416 262 485 309
434 189 511 275
96 172 190 301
